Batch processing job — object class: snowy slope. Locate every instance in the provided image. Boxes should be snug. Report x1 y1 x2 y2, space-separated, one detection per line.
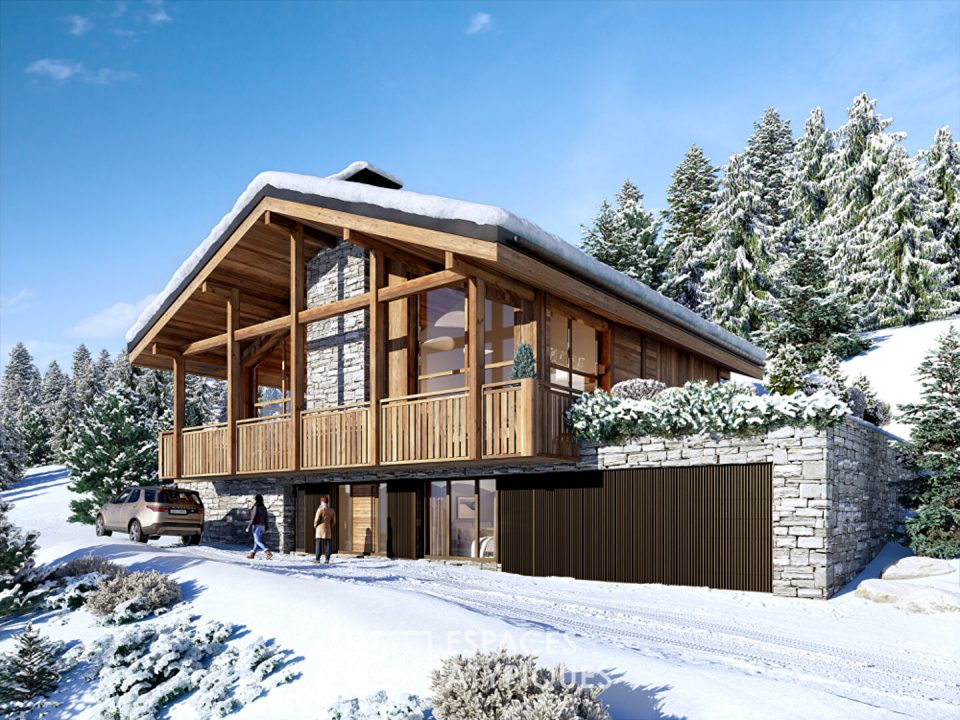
841 316 959 439
2 467 959 719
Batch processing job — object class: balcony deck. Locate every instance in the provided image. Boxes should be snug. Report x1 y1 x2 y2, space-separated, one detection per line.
159 380 579 480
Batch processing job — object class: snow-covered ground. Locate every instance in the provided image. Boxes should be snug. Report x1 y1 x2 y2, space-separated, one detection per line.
840 316 959 439
3 466 959 719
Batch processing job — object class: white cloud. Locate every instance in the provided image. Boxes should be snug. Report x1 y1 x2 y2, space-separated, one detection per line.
0 289 35 315
65 15 93 36
25 59 138 85
69 294 157 339
146 0 172 25
465 12 492 35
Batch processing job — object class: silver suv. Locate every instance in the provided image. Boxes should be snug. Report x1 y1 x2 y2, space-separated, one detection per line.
95 486 204 545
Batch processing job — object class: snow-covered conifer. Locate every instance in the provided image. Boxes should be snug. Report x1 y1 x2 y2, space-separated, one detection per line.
93 349 112 397
821 93 899 323
765 344 805 395
745 106 795 232
660 145 719 310
702 153 775 337
510 343 537 380
815 351 846 393
1 343 39 423
71 344 97 412
917 126 960 313
0 421 25 491
898 326 960 558
39 361 67 423
50 384 77 461
582 181 665 288
754 238 869 367
0 500 39 615
20 404 51 467
0 623 62 716
865 143 950 327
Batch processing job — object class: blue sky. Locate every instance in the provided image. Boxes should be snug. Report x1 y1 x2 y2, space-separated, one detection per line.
1 0 958 372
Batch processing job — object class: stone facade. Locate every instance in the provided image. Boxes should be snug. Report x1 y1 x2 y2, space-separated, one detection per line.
192 418 906 599
305 240 368 408
593 418 908 598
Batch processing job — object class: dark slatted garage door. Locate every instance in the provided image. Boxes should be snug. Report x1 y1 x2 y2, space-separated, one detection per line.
498 464 772 592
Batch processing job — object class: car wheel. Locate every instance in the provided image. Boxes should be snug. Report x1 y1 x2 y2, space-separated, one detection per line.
95 515 112 537
181 534 201 546
129 520 147 543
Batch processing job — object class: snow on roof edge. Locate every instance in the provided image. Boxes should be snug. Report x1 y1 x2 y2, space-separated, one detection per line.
125 171 765 367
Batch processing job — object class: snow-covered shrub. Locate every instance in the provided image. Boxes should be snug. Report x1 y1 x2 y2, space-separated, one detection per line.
802 371 839 397
610 378 666 401
851 374 891 427
844 386 867 419
54 554 128 581
327 691 428 720
85 570 180 623
567 380 850 444
510 343 537 380
85 617 292 720
765 344 805 395
430 649 609 720
0 623 71 718
0 500 43 616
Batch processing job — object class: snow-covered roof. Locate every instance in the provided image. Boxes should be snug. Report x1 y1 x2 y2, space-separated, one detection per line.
125 166 766 368
325 161 404 189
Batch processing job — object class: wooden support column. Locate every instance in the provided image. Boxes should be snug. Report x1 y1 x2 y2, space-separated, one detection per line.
226 288 240 475
369 249 385 465
467 276 485 460
171 353 185 479
289 224 305 471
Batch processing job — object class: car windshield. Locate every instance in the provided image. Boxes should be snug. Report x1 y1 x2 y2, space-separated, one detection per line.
159 490 201 505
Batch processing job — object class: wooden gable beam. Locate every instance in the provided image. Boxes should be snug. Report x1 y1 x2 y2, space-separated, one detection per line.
241 331 287 369
344 229 438 274
261 211 337 248
376 269 464 304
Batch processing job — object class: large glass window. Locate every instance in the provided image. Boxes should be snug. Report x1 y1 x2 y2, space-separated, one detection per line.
426 479 496 559
548 309 600 392
484 298 518 384
478 479 496 558
450 480 476 557
418 287 467 393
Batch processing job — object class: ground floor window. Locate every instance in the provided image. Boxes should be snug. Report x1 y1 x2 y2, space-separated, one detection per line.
426 478 496 559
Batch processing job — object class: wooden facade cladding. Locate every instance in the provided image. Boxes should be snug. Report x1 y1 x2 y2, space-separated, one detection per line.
135 195 761 481
497 465 773 593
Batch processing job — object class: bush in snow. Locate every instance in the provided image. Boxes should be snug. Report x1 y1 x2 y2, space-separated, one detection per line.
610 378 666 401
84 617 293 720
85 570 181 623
897 326 960 558
765 344 805 395
41 556 129 611
54 554 128 581
567 380 850 445
0 500 43 616
430 648 609 720
327 691 428 720
0 623 67 718
843 386 867 419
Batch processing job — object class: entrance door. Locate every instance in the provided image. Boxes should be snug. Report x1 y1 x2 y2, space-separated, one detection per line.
424 478 497 560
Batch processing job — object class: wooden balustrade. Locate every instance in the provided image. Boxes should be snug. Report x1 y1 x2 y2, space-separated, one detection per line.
301 402 370 470
538 383 580 458
157 379 568 476
237 415 292 474
159 431 176 480
181 423 229 477
483 378 534 458
380 388 469 464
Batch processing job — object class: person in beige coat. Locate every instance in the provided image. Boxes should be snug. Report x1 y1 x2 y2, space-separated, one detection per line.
314 496 336 563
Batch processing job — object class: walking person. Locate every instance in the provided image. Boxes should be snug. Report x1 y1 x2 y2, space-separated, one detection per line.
246 494 272 560
314 495 336 564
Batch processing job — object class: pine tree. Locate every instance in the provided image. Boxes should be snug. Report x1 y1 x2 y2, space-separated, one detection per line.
0 421 25 491
93 349 112 397
660 145 719 310
71 344 96 412
917 126 960 313
65 372 158 524
510 343 537 379
753 238 869 367
765 344 804 395
745 106 795 234
816 350 847 391
582 181 665 288
0 623 62 715
865 142 949 327
39 361 67 425
702 153 775 337
20 405 51 467
0 499 39 615
779 107 833 260
898 326 960 558
821 93 900 323
50 384 77 462
185 374 218 427
1 343 39 423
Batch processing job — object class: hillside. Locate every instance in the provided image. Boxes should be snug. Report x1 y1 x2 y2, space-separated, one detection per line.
841 317 959 439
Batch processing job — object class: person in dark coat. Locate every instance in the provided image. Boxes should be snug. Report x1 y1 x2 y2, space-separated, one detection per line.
246 494 271 560
314 495 336 563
